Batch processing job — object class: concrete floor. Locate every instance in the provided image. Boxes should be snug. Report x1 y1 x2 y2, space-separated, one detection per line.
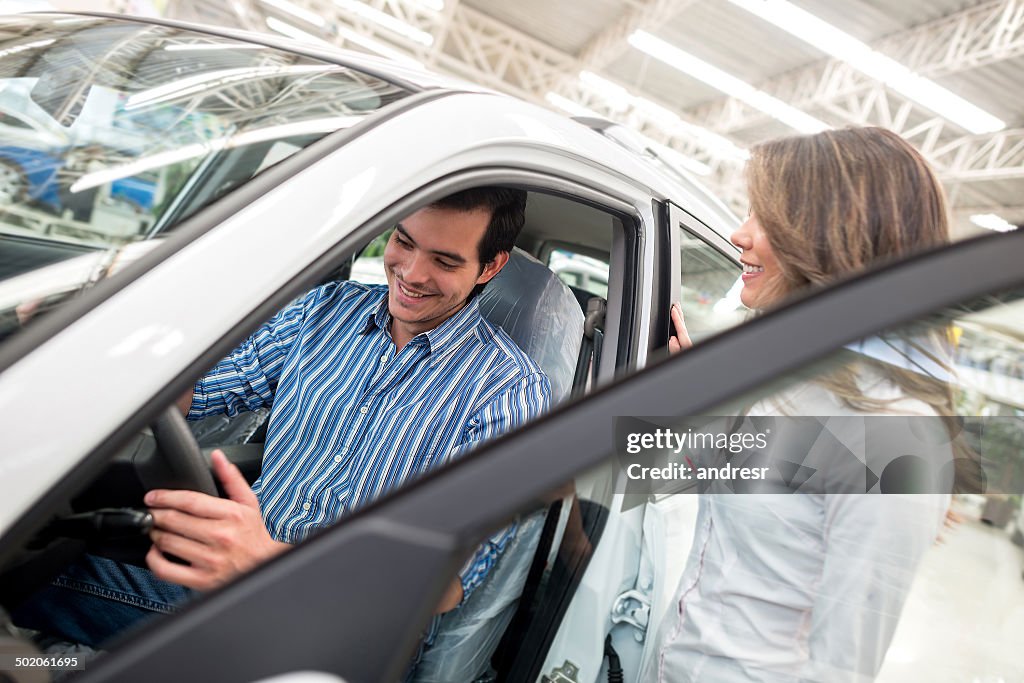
878 510 1024 682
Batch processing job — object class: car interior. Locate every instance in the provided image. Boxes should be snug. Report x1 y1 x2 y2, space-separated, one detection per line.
0 186 627 682
335 189 628 680
408 192 621 680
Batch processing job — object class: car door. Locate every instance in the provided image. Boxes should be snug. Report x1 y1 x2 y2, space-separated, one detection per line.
0 89 674 533
63 228 1024 683
532 199 744 680
641 200 742 663
0 88 701 673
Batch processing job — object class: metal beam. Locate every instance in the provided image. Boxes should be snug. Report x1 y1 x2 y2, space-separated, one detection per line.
433 3 577 98
156 0 1023 221
690 0 1024 135
575 0 697 71
932 128 1024 182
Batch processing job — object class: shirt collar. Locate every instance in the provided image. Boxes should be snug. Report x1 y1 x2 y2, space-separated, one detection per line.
363 288 491 357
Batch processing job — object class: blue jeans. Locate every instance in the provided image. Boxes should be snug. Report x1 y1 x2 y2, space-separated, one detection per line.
12 554 194 648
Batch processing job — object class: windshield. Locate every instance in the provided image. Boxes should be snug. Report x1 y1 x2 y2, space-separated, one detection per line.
0 15 412 344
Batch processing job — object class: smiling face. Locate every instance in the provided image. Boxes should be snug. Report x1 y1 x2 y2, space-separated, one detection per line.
730 212 784 310
383 205 508 349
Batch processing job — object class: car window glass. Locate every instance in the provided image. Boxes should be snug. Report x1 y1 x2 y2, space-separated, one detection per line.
479 288 1024 683
0 15 410 347
548 248 609 300
350 229 391 285
679 228 745 341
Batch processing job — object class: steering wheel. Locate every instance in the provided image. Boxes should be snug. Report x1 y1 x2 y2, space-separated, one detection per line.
0 408 220 592
68 407 222 567
145 406 219 497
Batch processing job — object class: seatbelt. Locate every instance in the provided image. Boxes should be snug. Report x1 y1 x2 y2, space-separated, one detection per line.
572 297 606 398
490 498 565 676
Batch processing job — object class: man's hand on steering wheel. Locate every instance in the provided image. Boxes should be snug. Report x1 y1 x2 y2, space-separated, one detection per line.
144 450 288 591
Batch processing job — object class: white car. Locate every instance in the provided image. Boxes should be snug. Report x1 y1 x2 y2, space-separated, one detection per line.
1 12 1023 683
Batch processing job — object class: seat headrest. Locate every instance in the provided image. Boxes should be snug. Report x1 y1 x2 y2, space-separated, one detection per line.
477 248 584 403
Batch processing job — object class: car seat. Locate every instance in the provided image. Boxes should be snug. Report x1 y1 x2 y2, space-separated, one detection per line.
409 248 584 682
476 247 584 403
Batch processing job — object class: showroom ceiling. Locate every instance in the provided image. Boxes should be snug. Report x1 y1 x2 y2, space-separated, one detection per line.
129 0 1024 236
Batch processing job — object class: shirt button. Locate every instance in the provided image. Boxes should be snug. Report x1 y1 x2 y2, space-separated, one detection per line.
380 354 387 362
359 406 368 414
334 455 342 463
302 502 311 511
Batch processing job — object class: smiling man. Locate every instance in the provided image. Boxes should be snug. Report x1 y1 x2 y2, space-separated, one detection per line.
386 193 511 350
16 187 551 649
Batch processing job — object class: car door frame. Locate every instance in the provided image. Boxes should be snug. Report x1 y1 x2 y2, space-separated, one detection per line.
0 90 680 554
520 199 742 682
71 229 1024 683
0 165 652 573
651 200 741 350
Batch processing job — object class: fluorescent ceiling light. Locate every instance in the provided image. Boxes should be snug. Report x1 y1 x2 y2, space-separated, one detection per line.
0 38 54 59
334 23 423 68
673 115 749 161
126 64 334 109
970 213 1017 232
260 0 326 27
267 13 422 67
545 92 603 119
728 0 1005 134
266 16 334 46
333 0 434 46
629 30 828 134
70 117 362 194
580 70 749 160
631 95 680 127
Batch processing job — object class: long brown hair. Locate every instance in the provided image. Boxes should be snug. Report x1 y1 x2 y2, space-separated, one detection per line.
746 127 977 492
746 126 950 300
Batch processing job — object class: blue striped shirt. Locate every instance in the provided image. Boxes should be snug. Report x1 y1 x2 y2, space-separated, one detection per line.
189 281 550 600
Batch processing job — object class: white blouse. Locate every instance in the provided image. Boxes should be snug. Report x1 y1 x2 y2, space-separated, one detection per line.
646 376 950 682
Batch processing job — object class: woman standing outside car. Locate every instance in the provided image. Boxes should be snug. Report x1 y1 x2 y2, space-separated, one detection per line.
652 127 964 682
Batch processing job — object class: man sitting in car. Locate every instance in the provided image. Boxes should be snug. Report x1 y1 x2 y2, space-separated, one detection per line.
16 186 551 648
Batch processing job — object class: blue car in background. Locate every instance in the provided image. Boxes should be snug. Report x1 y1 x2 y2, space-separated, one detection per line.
0 85 156 217
0 143 157 219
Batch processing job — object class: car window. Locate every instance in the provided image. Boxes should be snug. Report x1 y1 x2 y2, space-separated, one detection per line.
488 288 1024 683
678 228 744 341
548 248 609 300
350 229 391 285
0 15 411 345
